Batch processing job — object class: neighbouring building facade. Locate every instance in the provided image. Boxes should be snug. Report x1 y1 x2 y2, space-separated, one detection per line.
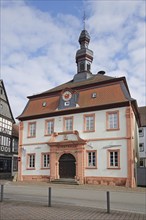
138 106 146 167
17 29 140 187
0 80 19 179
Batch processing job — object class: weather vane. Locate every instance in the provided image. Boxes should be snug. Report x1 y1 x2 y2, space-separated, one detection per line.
83 11 86 30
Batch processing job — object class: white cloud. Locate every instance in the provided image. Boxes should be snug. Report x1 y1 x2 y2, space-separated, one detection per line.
1 0 146 121
86 0 145 106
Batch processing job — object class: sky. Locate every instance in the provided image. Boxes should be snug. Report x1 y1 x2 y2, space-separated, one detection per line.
1 0 146 121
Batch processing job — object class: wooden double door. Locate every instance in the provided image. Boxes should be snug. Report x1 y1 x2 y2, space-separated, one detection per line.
59 154 76 178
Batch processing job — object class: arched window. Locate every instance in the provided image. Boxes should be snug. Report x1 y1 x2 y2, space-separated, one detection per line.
87 63 91 71
80 62 85 72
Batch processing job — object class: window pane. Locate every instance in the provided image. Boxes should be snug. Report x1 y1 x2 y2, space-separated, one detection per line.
47 121 54 134
65 118 73 131
108 113 118 129
88 152 96 167
29 123 36 137
109 151 119 167
43 154 50 168
29 155 35 168
85 116 94 131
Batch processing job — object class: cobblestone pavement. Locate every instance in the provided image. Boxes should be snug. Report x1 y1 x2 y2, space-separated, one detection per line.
0 200 146 220
0 180 146 220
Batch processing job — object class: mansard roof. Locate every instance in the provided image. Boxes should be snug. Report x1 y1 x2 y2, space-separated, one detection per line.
17 73 140 126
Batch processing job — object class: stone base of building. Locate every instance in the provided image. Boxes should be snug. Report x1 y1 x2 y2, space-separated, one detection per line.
19 175 135 187
22 175 50 182
84 176 127 187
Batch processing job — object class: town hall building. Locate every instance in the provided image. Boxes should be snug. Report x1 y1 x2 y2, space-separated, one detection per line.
17 29 140 187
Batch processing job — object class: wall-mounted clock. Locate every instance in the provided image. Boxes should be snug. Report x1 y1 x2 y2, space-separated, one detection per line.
62 91 72 101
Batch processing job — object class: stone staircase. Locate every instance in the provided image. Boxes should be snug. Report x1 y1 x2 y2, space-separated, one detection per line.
51 178 79 185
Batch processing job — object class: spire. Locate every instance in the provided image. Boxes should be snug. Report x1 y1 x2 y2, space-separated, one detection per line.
73 28 93 82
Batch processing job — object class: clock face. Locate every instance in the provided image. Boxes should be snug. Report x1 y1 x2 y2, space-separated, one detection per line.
62 91 72 101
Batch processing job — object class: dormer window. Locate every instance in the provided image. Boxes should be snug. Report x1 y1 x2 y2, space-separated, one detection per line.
92 93 96 98
64 101 70 106
42 102 47 107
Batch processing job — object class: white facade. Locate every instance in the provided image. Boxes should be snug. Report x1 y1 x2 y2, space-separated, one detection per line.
19 106 139 187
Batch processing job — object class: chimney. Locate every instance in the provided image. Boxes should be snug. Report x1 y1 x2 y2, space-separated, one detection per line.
97 70 106 75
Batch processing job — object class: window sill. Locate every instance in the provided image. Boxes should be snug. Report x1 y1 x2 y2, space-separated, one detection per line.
107 167 121 170
83 130 95 133
106 128 119 131
86 166 97 169
26 168 35 170
41 167 50 170
27 136 36 138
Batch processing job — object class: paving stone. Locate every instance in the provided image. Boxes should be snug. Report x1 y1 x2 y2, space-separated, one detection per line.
0 201 146 220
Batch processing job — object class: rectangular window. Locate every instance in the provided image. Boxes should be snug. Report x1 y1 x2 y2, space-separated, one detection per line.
27 154 35 169
139 143 144 152
84 114 95 132
106 111 119 130
140 159 144 167
42 153 50 168
139 128 144 137
87 151 96 168
13 157 18 171
108 149 120 169
64 117 73 131
45 119 54 135
28 122 36 137
12 138 18 153
0 117 12 135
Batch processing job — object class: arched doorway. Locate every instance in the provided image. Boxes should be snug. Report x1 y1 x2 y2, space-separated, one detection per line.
59 154 76 178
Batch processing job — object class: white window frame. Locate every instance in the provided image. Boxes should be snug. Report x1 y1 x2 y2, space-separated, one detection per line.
27 154 35 169
42 153 50 168
28 122 36 137
84 114 95 132
139 128 144 137
139 143 144 152
87 151 96 168
45 119 54 135
107 111 119 130
64 117 73 131
108 149 120 169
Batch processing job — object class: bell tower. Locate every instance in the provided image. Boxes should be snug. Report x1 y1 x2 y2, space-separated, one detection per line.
73 28 93 82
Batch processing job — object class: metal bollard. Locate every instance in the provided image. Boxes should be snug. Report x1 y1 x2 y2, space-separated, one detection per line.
0 185 4 202
106 191 110 213
48 187 51 207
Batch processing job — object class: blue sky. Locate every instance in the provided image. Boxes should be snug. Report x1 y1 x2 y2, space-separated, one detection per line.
25 0 83 16
1 0 146 120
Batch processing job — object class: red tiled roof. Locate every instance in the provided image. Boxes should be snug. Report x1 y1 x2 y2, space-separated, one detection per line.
40 74 114 95
18 75 130 120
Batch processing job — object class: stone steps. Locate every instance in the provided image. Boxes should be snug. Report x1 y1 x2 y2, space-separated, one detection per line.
51 178 79 185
